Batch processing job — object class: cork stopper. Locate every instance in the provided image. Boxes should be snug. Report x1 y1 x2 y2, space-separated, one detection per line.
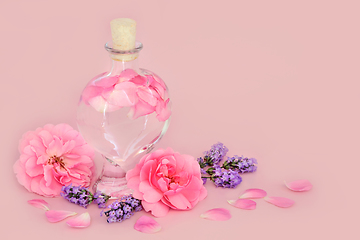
110 18 137 61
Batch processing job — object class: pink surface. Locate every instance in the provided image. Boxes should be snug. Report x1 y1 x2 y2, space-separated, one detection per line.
1 0 359 239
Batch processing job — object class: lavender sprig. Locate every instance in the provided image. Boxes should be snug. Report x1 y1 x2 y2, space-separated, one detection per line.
198 142 258 188
206 166 242 188
101 195 143 223
60 184 94 208
222 155 258 173
198 142 228 167
61 184 111 208
94 191 111 208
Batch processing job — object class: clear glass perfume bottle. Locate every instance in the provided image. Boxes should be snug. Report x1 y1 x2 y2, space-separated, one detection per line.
76 19 171 197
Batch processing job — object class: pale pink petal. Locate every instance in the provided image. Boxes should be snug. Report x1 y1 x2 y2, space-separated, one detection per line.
46 136 64 157
197 184 208 202
156 98 171 122
264 196 295 208
81 85 104 104
95 75 119 87
28 138 46 157
30 175 45 196
137 87 158 106
27 199 50 211
19 131 37 152
108 81 138 106
39 177 62 197
142 201 170 217
228 199 256 210
126 176 144 199
177 177 204 203
239 188 267 199
120 69 140 82
134 216 161 234
128 99 155 119
45 210 77 223
150 79 166 99
149 72 166 89
139 181 163 203
129 74 147 85
285 179 313 192
200 208 231 221
66 212 91 228
24 156 43 177
164 193 191 210
88 95 121 112
13 161 32 191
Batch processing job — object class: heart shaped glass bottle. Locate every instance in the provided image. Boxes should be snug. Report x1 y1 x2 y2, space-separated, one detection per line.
76 18 171 197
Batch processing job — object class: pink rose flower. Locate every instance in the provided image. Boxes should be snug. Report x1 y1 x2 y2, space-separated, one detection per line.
126 148 207 217
13 124 95 197
80 69 171 121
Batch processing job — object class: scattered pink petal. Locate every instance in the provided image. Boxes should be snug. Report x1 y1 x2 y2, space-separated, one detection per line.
239 188 267 199
134 216 161 234
285 179 312 192
200 208 231 221
66 212 90 228
27 199 50 211
228 199 256 210
45 210 77 223
264 196 295 208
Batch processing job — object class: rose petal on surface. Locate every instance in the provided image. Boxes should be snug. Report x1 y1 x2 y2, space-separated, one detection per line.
45 210 77 223
28 199 50 211
228 199 256 210
200 208 231 221
239 188 267 199
66 212 90 228
134 216 161 234
285 179 313 192
264 196 295 208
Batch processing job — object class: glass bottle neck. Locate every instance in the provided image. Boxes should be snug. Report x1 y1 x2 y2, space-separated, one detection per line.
108 55 140 76
105 41 143 76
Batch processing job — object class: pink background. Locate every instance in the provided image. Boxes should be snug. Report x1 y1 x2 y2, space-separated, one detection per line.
1 0 359 239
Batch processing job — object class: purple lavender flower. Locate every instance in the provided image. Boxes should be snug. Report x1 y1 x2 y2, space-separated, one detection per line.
123 204 132 213
210 166 242 188
61 184 111 208
108 216 117 223
102 195 142 223
222 155 258 173
135 206 143 212
60 184 93 208
197 157 207 168
202 177 207 185
115 209 123 217
203 142 229 166
197 142 257 188
93 191 111 208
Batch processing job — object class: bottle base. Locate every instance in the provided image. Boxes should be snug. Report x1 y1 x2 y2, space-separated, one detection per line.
93 176 134 199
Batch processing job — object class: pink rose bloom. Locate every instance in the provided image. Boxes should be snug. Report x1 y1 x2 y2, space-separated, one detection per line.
126 148 207 217
13 124 95 197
